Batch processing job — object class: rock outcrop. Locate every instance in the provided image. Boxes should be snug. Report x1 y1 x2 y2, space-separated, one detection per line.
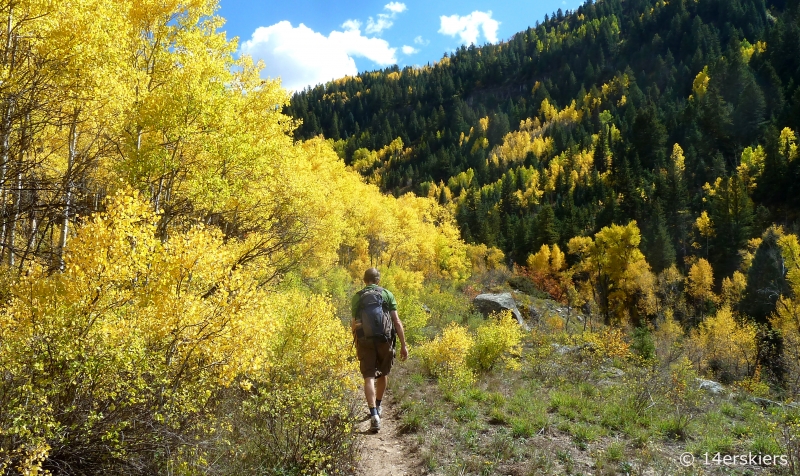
473 293 528 330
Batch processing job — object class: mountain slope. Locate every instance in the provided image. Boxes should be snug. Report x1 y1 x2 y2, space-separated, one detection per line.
286 0 800 276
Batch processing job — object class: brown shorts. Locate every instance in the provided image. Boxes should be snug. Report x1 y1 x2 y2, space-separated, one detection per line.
356 338 395 379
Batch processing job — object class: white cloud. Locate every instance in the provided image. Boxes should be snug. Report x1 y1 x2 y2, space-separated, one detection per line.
414 35 429 46
366 15 393 34
341 19 361 31
385 2 407 14
240 21 397 92
438 10 500 45
402 45 418 55
365 2 408 35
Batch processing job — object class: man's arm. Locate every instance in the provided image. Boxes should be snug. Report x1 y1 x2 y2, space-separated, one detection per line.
390 310 408 361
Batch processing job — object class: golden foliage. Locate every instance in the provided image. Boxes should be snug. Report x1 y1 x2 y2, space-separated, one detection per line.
539 98 582 125
774 233 800 394
419 313 524 391
582 328 631 360
779 127 798 161
466 244 506 273
689 306 757 381
527 244 552 273
468 311 524 371
687 258 716 305
0 0 471 470
721 271 747 308
0 191 362 472
695 211 715 238
692 66 710 100
653 310 685 362
568 221 656 325
418 323 475 391
671 143 686 173
740 39 767 63
737 145 766 191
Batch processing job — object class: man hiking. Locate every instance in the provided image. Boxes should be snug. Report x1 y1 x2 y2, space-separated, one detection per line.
352 267 408 432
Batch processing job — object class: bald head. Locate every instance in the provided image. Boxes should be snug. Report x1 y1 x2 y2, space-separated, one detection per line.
363 267 381 284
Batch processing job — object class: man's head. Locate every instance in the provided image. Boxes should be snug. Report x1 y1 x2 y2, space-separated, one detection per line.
363 267 381 284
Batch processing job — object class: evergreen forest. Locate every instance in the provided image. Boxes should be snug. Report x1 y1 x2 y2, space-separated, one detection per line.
289 0 800 277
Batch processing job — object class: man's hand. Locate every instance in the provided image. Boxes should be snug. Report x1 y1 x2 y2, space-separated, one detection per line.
399 345 408 361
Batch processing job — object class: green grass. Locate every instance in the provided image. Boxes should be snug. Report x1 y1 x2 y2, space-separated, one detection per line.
399 401 426 433
569 422 605 450
687 434 736 455
750 434 782 455
389 279 798 475
454 403 479 423
510 416 540 438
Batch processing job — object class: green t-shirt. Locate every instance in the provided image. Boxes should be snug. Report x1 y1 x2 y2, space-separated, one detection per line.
351 284 398 320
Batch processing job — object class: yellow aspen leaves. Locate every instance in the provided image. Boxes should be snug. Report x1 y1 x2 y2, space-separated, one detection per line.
527 244 552 272
539 98 582 125
721 271 747 307
527 244 565 274
690 306 757 380
779 127 798 161
567 221 656 325
0 1 472 470
671 143 686 173
490 130 553 166
737 145 766 190
740 39 767 62
691 66 710 100
773 233 800 394
466 244 506 273
694 211 715 254
687 258 716 306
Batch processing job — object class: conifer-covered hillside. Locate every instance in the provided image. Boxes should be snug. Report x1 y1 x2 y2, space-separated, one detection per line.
287 0 800 274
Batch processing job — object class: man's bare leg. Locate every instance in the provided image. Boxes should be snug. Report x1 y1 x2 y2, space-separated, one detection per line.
363 377 376 408
376 375 388 401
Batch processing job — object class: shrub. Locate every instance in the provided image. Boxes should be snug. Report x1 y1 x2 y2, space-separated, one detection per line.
468 312 524 371
630 326 656 361
0 192 360 475
582 328 631 360
219 291 359 475
689 305 757 382
422 285 472 328
652 310 684 363
396 297 430 345
418 323 475 391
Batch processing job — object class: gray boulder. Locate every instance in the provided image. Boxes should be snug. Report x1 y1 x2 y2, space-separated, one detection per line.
473 293 528 330
697 378 724 395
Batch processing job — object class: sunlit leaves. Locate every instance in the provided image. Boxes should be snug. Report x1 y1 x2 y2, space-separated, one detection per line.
567 221 656 325
692 66 710 100
690 306 757 380
687 258 716 306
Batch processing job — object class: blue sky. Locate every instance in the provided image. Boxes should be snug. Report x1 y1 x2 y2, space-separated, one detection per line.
217 0 586 92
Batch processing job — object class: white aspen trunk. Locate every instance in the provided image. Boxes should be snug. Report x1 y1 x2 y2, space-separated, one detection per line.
22 211 37 268
58 111 79 269
0 7 17 265
9 113 30 267
0 102 13 263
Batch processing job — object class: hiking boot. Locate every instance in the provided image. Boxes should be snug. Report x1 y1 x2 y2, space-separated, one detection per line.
370 414 381 432
377 405 383 418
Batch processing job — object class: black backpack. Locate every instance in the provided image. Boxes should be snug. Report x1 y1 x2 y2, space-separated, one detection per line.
355 286 394 343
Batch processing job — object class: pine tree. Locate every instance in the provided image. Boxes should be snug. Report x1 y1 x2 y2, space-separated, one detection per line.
533 204 560 251
741 227 790 324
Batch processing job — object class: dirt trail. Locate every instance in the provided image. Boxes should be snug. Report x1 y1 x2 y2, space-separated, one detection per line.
356 396 420 475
